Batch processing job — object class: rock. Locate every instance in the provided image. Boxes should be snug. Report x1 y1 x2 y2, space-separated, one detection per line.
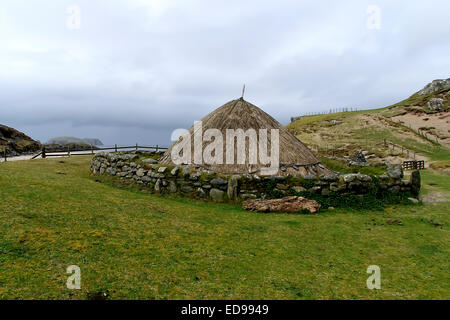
227 175 240 201
304 174 317 180
170 167 180 176
106 167 116 176
342 174 357 182
418 78 450 95
356 174 372 182
427 98 444 112
182 167 190 177
388 186 400 194
241 193 257 200
189 172 201 181
210 188 225 202
320 173 339 182
168 181 177 193
330 120 341 125
351 151 366 163
158 167 167 173
211 178 227 187
388 169 402 179
154 179 161 192
136 168 146 177
321 189 331 196
330 182 345 192
196 188 206 197
410 170 421 197
292 186 306 193
202 185 212 190
275 183 289 190
142 158 158 164
181 186 193 193
242 196 321 214
408 197 419 204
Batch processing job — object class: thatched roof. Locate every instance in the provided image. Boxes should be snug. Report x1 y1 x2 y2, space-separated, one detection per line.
160 98 329 176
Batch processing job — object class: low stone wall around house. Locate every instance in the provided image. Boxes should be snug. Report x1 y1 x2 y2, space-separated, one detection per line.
90 152 419 203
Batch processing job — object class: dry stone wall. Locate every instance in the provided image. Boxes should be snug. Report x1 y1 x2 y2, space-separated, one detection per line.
90 151 419 203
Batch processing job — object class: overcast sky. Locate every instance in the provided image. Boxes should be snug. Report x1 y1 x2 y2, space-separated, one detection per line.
1 0 449 146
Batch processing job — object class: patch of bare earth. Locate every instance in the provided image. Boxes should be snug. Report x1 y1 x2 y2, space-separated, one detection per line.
392 110 450 148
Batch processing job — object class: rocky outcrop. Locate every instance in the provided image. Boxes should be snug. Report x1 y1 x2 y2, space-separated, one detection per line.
242 196 321 213
426 98 444 111
418 78 450 96
0 124 41 156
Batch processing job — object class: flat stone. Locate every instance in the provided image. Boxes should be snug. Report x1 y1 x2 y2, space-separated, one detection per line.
158 167 167 173
210 188 225 202
142 158 158 164
320 173 339 182
211 178 227 186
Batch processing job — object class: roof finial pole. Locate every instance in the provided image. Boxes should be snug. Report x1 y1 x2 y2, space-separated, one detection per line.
241 84 246 100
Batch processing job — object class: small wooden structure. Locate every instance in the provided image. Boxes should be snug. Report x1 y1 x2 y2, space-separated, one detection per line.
402 160 425 170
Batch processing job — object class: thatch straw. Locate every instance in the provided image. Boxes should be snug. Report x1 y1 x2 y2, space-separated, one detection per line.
160 98 329 176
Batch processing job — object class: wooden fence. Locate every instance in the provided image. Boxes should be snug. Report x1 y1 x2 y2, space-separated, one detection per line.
1 144 168 162
380 139 418 159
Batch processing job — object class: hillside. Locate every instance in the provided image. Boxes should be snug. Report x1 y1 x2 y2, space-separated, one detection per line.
46 137 103 146
287 79 450 171
0 124 41 156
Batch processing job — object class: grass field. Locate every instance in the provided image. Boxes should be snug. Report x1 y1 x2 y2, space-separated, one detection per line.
0 156 449 299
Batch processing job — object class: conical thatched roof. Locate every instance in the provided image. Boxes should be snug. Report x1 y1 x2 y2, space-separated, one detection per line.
160 98 329 176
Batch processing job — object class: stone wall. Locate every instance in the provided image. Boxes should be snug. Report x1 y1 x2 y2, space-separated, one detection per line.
90 151 419 203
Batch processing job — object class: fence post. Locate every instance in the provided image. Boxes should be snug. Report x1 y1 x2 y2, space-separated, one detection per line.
115 144 117 152
42 146 46 159
156 145 159 152
136 143 138 151
91 145 94 155
68 145 70 157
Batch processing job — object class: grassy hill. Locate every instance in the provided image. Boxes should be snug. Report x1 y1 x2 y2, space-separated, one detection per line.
0 156 449 299
287 80 450 172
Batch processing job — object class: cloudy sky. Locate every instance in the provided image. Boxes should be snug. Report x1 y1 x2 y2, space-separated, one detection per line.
1 0 449 146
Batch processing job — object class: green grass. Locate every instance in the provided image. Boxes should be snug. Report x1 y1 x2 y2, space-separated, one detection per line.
319 157 386 175
0 157 449 300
